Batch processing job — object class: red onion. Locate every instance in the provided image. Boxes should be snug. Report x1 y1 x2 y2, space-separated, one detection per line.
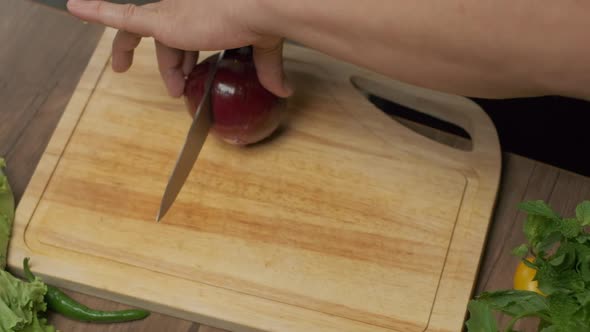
184 47 285 145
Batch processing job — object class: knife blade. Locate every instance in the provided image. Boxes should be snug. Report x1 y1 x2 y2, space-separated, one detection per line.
156 50 225 222
27 0 158 13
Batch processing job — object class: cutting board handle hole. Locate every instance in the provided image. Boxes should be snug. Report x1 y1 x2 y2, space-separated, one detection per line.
350 76 473 152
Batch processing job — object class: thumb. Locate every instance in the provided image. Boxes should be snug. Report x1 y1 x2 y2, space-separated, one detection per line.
252 39 294 98
67 0 159 37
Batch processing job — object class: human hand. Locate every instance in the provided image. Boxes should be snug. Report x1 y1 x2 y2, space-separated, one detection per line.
66 0 293 98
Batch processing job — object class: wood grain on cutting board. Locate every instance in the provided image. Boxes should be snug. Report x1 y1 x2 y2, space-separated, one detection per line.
8 28 501 332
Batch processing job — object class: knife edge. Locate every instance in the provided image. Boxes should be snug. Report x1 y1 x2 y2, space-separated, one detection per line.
156 50 225 222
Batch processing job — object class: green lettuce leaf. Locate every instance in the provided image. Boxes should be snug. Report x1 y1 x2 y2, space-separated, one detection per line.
0 269 55 332
0 158 15 270
18 315 56 332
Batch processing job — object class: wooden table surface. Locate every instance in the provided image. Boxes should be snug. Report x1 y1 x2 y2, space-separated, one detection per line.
2 1 588 331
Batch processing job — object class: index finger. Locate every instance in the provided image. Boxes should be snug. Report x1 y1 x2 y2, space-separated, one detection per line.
67 0 159 37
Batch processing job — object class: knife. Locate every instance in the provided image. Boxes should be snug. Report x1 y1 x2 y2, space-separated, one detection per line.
156 50 224 222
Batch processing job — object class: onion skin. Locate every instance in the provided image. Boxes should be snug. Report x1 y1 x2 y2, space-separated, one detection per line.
184 47 285 145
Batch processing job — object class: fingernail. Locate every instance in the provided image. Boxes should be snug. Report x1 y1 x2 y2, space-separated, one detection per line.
67 0 94 17
67 0 88 15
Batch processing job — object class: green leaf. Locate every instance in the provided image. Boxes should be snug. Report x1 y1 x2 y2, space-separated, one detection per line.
523 213 562 255
0 214 9 268
473 290 548 317
523 256 538 269
548 293 576 321
535 231 562 255
558 218 582 239
537 263 585 295
575 290 590 306
574 242 590 259
555 270 585 294
535 262 559 295
540 327 558 332
19 315 57 332
549 242 577 271
575 233 590 244
578 260 590 282
539 319 557 332
547 293 590 331
0 164 15 270
576 201 590 226
465 300 498 332
512 244 529 258
519 200 561 220
0 269 52 332
549 253 566 266
575 302 590 329
0 175 8 194
524 215 549 242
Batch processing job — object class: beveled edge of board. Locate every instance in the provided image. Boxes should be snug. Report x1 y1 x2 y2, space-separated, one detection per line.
7 26 503 332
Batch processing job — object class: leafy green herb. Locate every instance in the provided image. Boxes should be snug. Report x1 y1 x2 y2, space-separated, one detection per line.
465 300 498 332
558 218 582 239
467 200 590 332
519 200 561 221
576 201 590 226
512 244 529 258
472 290 548 317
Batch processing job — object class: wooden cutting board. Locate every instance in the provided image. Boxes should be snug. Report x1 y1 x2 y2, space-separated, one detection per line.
8 28 501 332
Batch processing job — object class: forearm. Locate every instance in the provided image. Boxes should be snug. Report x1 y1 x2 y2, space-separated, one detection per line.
257 0 590 99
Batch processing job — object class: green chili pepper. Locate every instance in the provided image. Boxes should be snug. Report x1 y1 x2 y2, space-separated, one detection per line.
23 258 150 323
0 157 15 270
